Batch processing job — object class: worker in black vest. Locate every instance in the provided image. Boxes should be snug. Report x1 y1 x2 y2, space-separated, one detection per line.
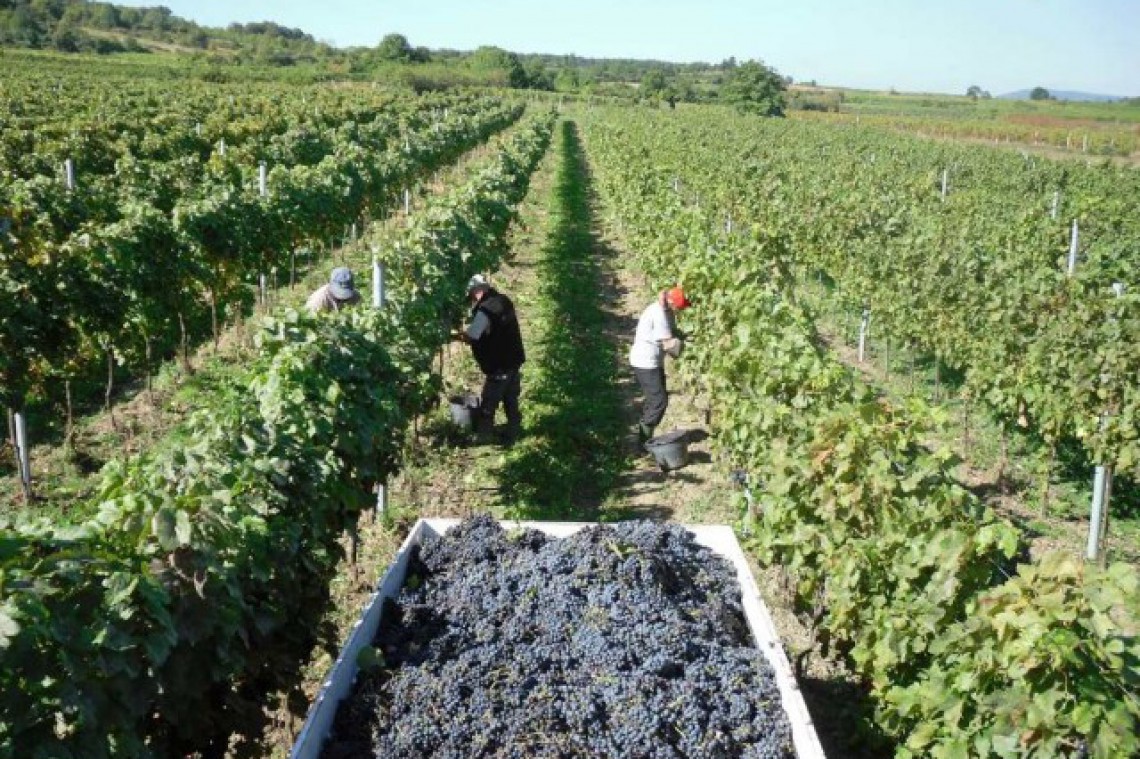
458 275 526 444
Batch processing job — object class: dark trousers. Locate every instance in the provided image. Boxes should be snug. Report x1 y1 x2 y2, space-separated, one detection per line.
633 366 667 428
478 369 522 433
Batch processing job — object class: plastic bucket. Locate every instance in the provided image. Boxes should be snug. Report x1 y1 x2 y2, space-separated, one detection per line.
645 430 689 471
448 393 480 429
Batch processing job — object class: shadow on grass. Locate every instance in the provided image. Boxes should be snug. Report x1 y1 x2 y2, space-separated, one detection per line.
495 121 630 520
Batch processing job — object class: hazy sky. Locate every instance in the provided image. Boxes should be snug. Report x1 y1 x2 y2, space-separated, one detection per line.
118 0 1139 96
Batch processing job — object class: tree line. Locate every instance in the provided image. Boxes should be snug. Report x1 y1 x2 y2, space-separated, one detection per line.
0 2 789 113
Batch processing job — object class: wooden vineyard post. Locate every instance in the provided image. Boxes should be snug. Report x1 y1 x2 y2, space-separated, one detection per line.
1051 190 1060 220
64 158 75 191
940 168 949 201
349 521 360 568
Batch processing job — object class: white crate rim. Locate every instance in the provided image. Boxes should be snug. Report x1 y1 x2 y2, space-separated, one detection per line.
290 518 825 759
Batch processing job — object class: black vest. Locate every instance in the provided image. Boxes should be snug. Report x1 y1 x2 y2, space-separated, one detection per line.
471 289 525 375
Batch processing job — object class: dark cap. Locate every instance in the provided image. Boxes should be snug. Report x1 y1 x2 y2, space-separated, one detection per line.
329 267 358 300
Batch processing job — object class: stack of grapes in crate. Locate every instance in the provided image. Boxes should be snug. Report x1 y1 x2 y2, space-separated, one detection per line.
323 516 794 758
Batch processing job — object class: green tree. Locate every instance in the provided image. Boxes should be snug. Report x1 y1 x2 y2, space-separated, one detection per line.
721 60 787 116
525 63 555 90
672 76 697 103
469 45 512 69
51 20 80 52
640 68 667 99
1029 86 1051 101
377 32 412 61
469 46 528 88
2 6 44 46
186 29 209 49
87 3 122 29
139 6 172 31
554 67 580 92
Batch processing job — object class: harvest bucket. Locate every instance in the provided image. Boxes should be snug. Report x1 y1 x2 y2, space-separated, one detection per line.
447 393 480 429
645 429 690 471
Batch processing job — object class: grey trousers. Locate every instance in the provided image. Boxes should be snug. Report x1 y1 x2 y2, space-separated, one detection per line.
633 366 667 428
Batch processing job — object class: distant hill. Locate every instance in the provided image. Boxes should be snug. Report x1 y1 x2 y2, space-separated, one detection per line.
0 0 333 62
999 89 1127 102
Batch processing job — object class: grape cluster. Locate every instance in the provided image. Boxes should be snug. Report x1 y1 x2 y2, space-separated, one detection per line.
322 515 794 758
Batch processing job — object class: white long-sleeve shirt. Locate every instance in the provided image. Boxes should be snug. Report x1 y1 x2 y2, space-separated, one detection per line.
629 301 675 369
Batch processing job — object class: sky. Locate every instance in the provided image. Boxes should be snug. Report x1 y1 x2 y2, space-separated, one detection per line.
118 0 1139 96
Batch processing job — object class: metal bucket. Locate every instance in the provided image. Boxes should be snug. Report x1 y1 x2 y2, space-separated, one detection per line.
448 393 479 429
645 430 690 471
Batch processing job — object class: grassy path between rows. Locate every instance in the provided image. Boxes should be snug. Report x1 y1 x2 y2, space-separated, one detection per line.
493 120 631 517
391 119 633 521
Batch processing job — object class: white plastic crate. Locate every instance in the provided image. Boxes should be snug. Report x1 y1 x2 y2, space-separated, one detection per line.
290 518 826 758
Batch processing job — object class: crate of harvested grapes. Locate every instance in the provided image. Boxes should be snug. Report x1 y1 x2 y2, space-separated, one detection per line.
292 516 825 758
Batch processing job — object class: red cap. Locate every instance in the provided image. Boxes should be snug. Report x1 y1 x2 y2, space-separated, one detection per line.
665 286 691 310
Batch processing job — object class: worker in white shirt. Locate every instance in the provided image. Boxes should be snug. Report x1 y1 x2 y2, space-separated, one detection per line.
629 286 690 444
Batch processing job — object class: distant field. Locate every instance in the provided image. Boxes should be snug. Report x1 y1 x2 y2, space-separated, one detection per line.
787 86 1140 159
839 88 1140 121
